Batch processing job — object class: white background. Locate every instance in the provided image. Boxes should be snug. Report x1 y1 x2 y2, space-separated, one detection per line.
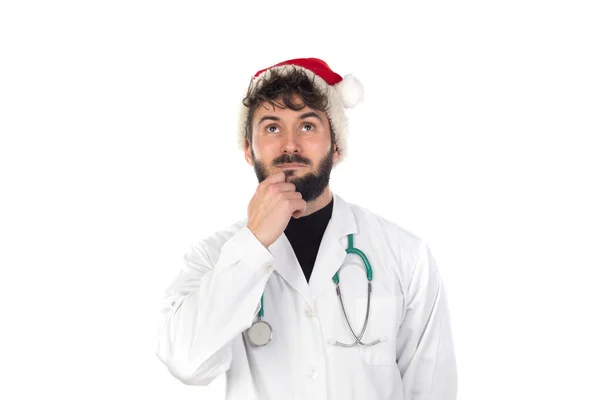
1 1 599 399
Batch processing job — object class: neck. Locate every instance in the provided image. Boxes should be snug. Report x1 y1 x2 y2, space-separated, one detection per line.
297 186 332 218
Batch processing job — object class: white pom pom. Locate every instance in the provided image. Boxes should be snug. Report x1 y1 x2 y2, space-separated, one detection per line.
335 74 364 108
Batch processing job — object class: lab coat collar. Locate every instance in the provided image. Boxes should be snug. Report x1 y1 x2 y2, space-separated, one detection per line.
268 192 358 306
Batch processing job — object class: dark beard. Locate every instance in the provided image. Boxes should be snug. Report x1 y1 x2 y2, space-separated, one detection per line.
252 148 334 202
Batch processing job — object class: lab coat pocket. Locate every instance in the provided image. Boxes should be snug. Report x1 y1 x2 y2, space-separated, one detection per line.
354 296 399 366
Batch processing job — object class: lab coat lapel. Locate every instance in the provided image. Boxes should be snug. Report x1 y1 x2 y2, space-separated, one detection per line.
268 233 314 307
309 193 358 301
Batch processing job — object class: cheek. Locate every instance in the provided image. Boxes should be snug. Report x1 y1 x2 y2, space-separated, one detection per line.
305 140 332 159
253 148 277 165
251 146 277 167
252 137 278 157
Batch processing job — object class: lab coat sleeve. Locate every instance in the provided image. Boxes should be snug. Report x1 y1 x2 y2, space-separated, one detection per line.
156 226 275 386
396 239 457 400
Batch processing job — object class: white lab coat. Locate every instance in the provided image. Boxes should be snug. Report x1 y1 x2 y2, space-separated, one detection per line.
156 193 457 400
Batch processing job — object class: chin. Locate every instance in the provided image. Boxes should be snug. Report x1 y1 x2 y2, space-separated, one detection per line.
281 169 309 180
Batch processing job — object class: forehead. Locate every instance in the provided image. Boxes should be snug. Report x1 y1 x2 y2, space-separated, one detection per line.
252 99 328 123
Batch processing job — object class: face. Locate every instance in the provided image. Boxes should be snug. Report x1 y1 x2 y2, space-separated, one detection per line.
244 96 339 202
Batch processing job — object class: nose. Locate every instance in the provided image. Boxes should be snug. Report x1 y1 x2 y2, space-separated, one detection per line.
282 131 300 154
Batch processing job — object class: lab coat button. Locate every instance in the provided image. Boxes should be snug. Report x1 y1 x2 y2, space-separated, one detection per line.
308 368 317 379
305 308 314 318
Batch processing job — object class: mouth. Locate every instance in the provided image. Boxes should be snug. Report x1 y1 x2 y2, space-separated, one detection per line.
276 163 308 169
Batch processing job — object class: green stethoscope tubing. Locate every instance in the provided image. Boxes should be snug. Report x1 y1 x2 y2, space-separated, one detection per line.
254 234 379 347
333 233 373 284
258 234 372 316
258 293 265 318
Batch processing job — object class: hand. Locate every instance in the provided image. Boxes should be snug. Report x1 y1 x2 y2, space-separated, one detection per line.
247 172 307 248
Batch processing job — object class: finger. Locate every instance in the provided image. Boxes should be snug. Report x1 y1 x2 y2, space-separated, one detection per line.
271 182 297 193
265 181 294 198
258 172 286 192
287 198 307 214
263 171 286 184
291 210 303 219
280 190 302 200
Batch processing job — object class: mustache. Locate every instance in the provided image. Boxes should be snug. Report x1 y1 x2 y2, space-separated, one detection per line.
272 154 311 166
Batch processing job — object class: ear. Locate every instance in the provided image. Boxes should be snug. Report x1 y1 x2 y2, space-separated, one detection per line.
332 141 340 164
244 139 254 166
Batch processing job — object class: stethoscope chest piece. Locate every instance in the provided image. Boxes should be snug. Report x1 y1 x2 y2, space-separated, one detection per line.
247 319 273 347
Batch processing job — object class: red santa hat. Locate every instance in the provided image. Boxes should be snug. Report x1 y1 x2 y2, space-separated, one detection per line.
238 57 364 163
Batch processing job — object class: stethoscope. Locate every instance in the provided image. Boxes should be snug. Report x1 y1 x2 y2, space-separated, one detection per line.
245 233 381 348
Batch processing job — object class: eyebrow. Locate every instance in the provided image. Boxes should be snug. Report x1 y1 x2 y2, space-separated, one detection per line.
299 111 323 122
257 111 323 126
257 115 280 125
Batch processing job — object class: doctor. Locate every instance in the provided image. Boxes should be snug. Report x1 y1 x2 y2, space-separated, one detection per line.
156 58 457 399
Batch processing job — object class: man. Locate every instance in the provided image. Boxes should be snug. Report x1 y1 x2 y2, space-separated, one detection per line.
156 58 457 400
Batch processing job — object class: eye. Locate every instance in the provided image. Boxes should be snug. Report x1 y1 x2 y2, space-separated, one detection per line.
301 123 314 131
266 125 280 133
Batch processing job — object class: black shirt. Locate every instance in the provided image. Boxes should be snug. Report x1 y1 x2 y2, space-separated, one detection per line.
284 197 334 283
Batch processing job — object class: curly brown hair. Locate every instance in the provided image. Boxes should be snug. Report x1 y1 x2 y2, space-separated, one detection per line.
241 67 335 147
